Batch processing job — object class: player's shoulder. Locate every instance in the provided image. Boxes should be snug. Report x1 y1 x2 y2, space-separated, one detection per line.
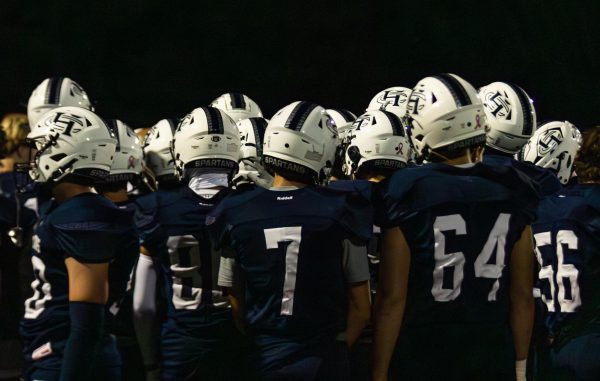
483 154 561 196
538 184 600 231
49 193 133 227
211 184 267 215
386 162 540 205
134 187 181 212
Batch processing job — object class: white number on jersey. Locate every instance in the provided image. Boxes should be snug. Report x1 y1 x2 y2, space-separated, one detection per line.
167 235 203 310
534 230 581 313
264 226 302 316
432 213 511 302
24 254 52 319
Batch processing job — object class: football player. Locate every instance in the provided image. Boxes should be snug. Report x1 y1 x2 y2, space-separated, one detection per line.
94 118 145 381
210 101 372 380
0 126 36 381
373 74 539 381
19 107 138 381
132 118 181 381
342 109 410 380
518 121 582 186
530 125 600 380
479 82 561 195
135 108 244 381
210 92 263 121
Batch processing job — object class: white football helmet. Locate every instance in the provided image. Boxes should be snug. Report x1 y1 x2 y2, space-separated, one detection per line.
209 93 263 121
326 109 357 142
237 117 269 160
263 101 338 180
479 82 536 154
104 119 143 181
143 118 179 180
404 73 488 160
26 106 116 183
172 107 240 180
366 87 412 118
343 110 410 176
27 77 94 127
518 121 581 184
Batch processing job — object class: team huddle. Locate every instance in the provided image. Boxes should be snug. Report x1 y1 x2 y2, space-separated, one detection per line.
0 73 598 381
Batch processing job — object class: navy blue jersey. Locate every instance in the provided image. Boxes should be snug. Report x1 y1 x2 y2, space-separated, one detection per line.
533 183 600 342
376 163 539 327
209 182 372 339
107 199 142 339
0 196 36 340
134 186 232 336
20 193 138 369
483 153 561 197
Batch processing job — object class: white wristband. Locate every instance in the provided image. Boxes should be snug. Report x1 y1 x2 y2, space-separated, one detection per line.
515 359 527 381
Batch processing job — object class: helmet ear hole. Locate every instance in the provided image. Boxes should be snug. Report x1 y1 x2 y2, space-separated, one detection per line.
347 145 361 164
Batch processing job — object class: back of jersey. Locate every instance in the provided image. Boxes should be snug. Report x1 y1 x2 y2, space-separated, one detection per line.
211 185 372 338
377 163 538 327
138 187 231 334
533 183 600 342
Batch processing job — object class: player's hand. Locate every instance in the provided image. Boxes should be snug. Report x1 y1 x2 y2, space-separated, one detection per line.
242 159 274 189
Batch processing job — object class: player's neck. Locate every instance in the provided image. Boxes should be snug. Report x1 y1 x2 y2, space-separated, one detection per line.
52 182 93 204
272 173 308 188
100 189 129 203
441 146 484 166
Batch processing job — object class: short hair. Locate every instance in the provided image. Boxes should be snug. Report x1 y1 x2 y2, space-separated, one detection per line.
574 125 600 183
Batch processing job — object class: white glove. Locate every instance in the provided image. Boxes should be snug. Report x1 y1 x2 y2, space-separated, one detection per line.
515 359 527 381
234 159 273 189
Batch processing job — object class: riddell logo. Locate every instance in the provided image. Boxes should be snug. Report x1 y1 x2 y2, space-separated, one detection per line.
277 196 293 201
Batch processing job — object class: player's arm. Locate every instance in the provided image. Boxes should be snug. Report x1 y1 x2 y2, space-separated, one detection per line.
342 239 371 347
372 226 410 381
346 280 370 347
60 256 109 381
133 245 160 381
510 225 535 381
218 247 246 333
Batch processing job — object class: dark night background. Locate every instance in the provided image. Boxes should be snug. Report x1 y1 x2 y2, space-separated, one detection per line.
1 0 599 129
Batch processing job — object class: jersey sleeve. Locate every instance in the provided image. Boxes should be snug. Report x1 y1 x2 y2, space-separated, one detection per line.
53 219 137 263
329 180 374 244
206 202 230 250
133 194 165 253
342 239 370 283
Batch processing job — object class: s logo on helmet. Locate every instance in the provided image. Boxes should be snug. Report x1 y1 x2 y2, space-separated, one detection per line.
211 136 221 142
377 90 408 108
48 112 90 136
484 91 512 119
352 117 369 131
537 127 563 156
407 92 427 115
